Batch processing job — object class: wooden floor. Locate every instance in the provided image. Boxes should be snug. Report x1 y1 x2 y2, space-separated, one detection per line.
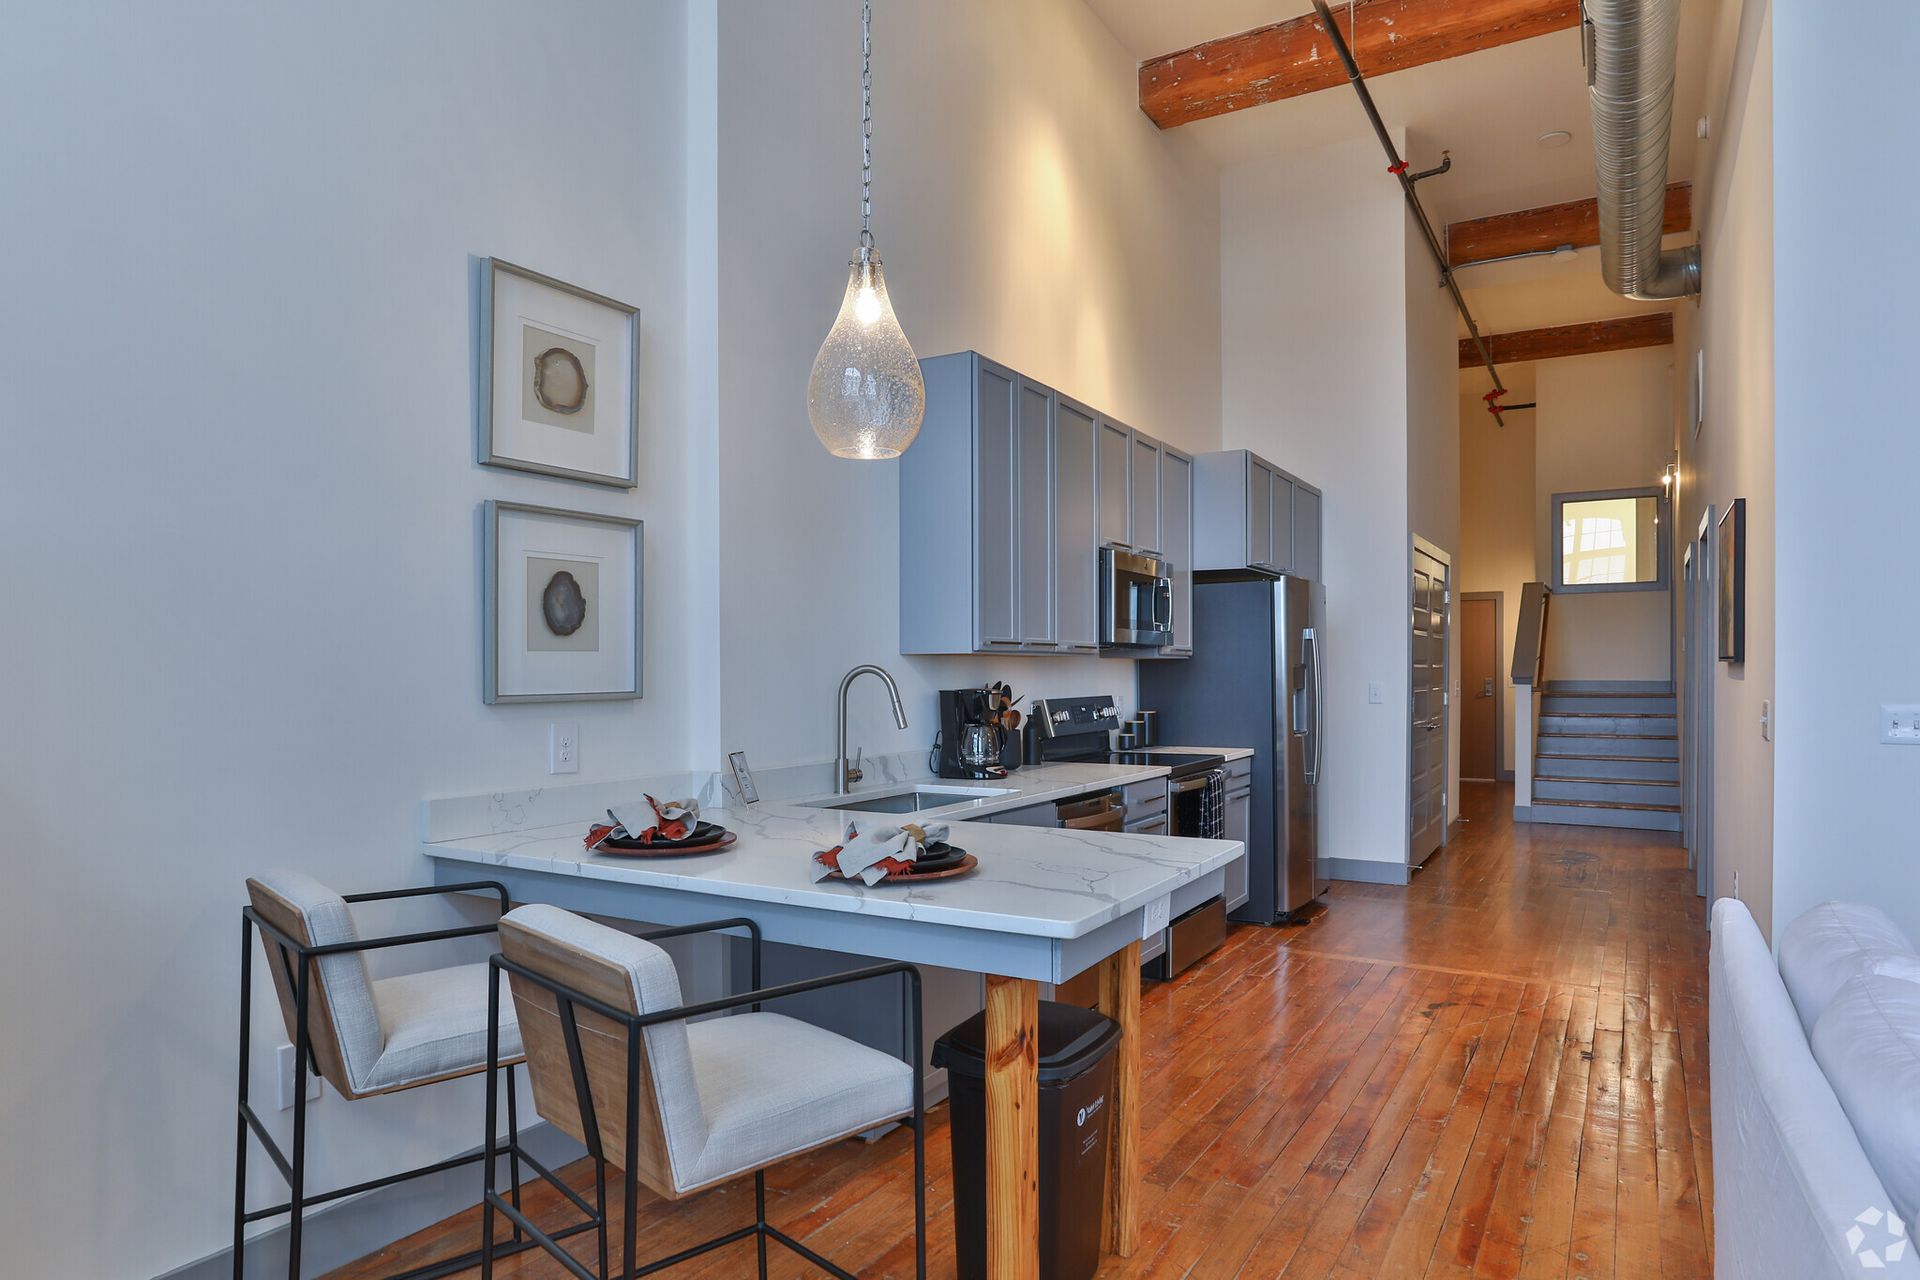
329 782 1712 1280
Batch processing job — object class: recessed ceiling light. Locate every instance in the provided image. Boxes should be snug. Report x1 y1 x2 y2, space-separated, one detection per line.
1537 130 1573 149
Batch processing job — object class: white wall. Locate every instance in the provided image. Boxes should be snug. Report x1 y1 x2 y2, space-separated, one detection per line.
1677 0 1774 936
1458 365 1539 772
710 0 1223 766
1535 348 1676 681
0 4 695 1275
1221 136 1414 871
1404 164 1465 828
1770 0 1920 942
0 3 1228 1274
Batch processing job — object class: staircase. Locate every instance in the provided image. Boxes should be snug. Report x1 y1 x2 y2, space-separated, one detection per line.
1529 682 1681 831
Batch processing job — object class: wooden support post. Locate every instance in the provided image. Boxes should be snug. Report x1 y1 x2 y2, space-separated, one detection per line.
984 974 1040 1280
1096 941 1143 1256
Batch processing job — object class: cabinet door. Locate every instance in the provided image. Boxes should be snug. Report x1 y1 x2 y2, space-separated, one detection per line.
1159 447 1193 654
1293 486 1321 581
973 360 1019 646
1246 457 1274 568
1096 416 1131 549
1054 396 1099 652
1270 472 1295 574
1014 377 1056 647
1130 432 1161 555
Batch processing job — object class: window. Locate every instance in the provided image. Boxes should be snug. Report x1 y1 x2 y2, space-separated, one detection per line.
1551 488 1669 594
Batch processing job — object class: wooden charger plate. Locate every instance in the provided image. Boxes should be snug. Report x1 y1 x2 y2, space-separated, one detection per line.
585 825 738 857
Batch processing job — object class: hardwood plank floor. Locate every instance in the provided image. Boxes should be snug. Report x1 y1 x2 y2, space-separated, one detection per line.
327 782 1711 1280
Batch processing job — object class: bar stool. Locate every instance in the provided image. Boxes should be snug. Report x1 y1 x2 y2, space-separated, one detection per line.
234 871 592 1278
482 903 927 1279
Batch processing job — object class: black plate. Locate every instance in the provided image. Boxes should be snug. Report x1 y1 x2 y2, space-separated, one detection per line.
910 843 968 873
603 821 725 851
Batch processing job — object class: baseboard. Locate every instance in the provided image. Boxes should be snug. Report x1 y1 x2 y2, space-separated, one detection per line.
1499 768 1515 782
1319 857 1411 886
1514 804 1533 823
156 1122 583 1280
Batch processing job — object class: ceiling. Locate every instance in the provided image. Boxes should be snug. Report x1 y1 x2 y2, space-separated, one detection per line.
1085 0 1725 337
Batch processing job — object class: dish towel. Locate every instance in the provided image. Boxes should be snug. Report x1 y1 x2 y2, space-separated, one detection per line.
1199 769 1227 840
812 820 952 885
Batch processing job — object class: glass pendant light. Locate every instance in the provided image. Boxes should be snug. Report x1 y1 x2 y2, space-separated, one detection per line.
806 0 925 460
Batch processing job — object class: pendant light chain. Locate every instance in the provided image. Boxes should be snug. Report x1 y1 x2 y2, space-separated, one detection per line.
860 0 873 250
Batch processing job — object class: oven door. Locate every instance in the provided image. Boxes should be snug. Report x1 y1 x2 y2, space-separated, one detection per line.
1100 547 1173 648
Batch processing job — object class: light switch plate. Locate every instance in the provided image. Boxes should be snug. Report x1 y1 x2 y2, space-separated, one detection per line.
1141 895 1171 942
549 722 580 774
1367 682 1384 705
277 1043 322 1111
1881 705 1920 745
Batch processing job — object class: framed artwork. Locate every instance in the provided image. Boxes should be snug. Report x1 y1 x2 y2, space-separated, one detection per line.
484 500 643 703
479 258 639 488
1717 497 1746 663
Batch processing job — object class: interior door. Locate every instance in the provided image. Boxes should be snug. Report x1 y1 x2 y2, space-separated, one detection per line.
1460 595 1500 782
1410 542 1451 864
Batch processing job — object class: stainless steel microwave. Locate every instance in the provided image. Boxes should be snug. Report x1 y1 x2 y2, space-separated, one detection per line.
1099 547 1173 649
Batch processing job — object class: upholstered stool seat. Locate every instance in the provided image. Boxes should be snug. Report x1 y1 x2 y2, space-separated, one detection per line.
365 962 526 1094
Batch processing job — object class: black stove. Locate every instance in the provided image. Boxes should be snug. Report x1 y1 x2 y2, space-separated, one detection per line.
1027 695 1225 779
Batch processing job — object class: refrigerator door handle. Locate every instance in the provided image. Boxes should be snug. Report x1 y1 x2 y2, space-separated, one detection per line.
1303 626 1322 784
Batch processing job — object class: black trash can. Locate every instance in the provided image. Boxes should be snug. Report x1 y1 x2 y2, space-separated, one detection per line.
932 1000 1123 1280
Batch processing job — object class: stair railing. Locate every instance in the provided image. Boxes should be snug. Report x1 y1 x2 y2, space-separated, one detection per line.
1511 583 1551 817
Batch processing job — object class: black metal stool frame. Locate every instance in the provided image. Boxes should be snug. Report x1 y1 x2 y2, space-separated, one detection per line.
234 880 595 1279
481 916 927 1280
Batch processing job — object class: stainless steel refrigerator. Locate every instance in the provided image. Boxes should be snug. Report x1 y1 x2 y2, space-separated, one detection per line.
1139 574 1326 923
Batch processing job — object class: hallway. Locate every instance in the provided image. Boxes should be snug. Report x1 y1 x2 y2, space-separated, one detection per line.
332 783 1712 1279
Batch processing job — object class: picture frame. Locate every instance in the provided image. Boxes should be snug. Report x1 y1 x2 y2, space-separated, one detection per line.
483 500 643 704
1717 497 1746 663
479 258 640 488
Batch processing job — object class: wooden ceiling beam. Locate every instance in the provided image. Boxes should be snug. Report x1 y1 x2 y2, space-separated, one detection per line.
1447 184 1693 268
1460 313 1674 368
1139 0 1582 130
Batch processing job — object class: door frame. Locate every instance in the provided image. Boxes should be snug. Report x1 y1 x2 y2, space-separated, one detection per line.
1408 535 1454 865
1688 506 1717 911
1459 591 1505 783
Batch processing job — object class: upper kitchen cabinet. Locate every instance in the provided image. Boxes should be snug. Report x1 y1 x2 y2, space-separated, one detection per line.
1192 449 1324 580
901 352 1189 657
1156 445 1194 657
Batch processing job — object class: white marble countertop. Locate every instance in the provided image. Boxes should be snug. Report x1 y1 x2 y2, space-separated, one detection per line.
1148 745 1256 764
421 761 1245 942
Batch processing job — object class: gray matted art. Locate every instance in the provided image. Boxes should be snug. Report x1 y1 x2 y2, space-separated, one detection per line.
484 500 642 704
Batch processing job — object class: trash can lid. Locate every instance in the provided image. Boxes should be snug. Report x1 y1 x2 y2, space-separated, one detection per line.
931 999 1123 1083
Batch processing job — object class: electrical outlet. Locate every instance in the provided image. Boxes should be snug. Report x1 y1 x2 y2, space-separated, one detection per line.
1367 682 1383 705
277 1043 321 1111
1760 699 1772 742
549 721 580 774
1882 705 1920 745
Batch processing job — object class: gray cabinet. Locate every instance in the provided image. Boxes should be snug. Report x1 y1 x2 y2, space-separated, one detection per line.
1015 377 1055 648
1055 395 1099 653
1292 485 1321 582
1224 759 1251 911
1129 432 1162 556
988 800 1060 827
1096 416 1130 549
901 351 1191 656
1193 449 1323 581
1155 446 1194 658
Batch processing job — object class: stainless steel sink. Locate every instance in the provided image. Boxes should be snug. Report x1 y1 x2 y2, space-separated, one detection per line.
804 786 1017 815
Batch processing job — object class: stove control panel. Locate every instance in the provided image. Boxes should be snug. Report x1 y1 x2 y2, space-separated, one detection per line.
1032 694 1122 739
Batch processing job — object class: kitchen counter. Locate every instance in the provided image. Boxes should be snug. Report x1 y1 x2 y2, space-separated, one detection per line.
1145 745 1256 763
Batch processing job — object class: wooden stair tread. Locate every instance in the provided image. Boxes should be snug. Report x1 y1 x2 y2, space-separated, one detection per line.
1532 798 1681 813
1535 774 1679 786
1538 732 1678 741
1540 689 1676 698
1540 710 1675 718
1535 752 1678 763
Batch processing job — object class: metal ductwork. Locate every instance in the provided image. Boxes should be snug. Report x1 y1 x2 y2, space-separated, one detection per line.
1588 0 1702 299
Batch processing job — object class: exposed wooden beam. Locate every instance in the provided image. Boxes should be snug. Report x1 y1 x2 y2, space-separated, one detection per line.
1460 313 1674 368
1139 0 1581 130
1448 184 1693 268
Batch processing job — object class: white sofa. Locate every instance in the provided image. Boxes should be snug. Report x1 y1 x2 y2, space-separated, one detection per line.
1711 897 1920 1278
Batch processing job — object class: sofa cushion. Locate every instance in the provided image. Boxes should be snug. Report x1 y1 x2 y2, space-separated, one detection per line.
1779 901 1916 1037
1812 971 1920 1226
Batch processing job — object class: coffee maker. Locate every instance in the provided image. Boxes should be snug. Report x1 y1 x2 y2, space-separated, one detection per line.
935 688 1009 779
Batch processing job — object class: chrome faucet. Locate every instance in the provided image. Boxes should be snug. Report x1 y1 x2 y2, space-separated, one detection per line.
835 664 909 795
